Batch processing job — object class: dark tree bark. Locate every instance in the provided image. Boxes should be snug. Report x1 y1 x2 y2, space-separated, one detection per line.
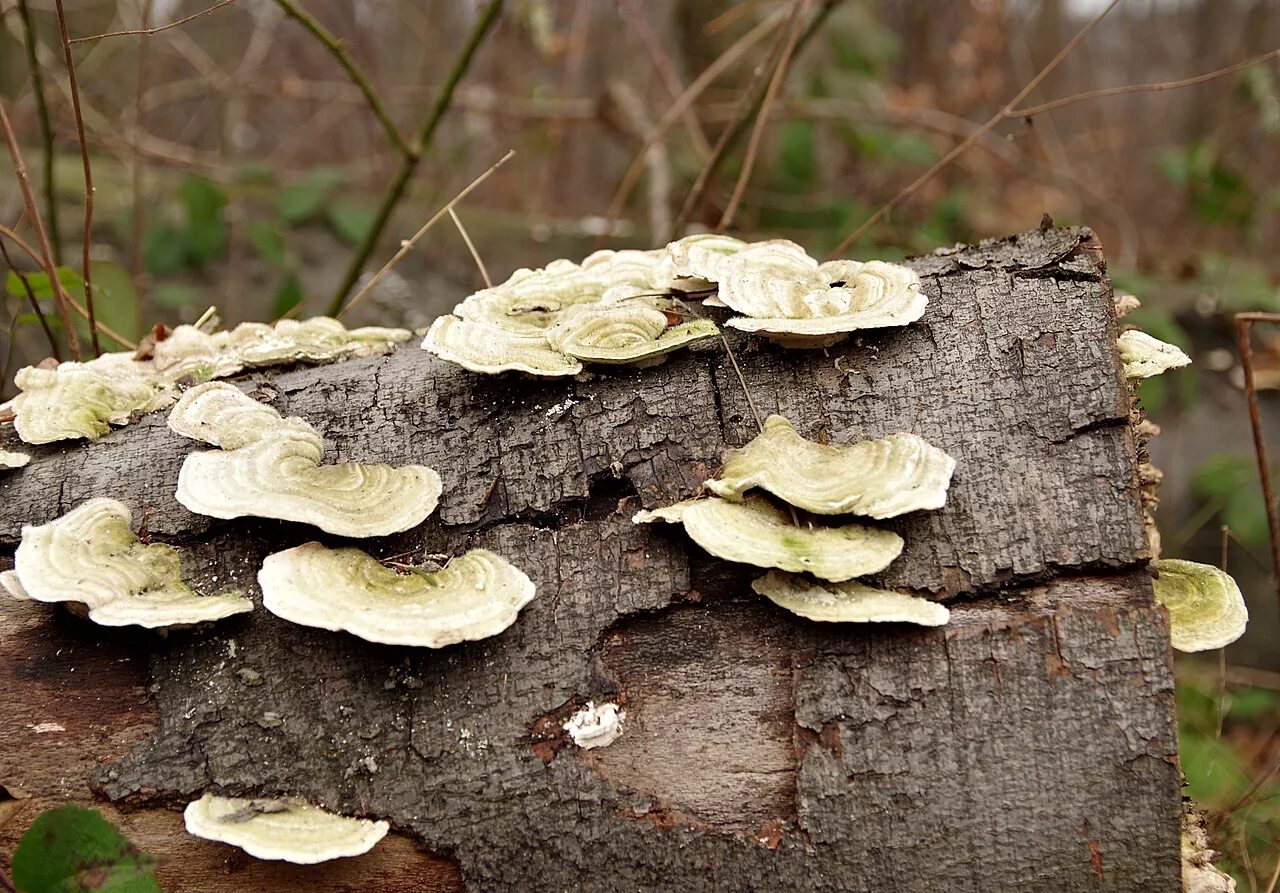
0 227 1180 891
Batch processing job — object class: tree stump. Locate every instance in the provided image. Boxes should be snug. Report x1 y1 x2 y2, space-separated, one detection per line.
0 226 1181 891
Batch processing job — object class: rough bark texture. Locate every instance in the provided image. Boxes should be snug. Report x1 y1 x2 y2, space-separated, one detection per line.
0 227 1181 891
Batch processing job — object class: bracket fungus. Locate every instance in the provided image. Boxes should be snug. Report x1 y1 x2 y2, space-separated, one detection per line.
563 701 626 749
706 415 955 518
1117 330 1192 380
545 298 719 366
183 793 389 864
1152 559 1248 652
6 498 252 627
168 382 441 537
752 571 950 626
257 543 537 647
0 449 31 470
11 353 175 444
423 315 584 377
634 497 903 581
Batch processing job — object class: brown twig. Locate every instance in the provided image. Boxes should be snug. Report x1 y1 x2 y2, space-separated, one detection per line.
599 5 788 245
337 149 514 320
0 237 60 360
826 0 1123 259
448 207 492 289
327 0 505 315
131 0 155 298
1007 47 1280 117
1235 312 1280 609
717 0 810 233
17 0 61 266
53 0 99 357
617 0 711 157
0 99 79 359
272 0 411 156
673 0 839 235
68 0 237 43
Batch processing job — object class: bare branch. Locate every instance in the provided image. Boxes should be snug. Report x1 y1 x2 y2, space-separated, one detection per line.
617 0 711 157
0 98 79 359
328 0 505 315
717 0 809 233
67 0 236 44
272 0 411 156
17 0 61 266
826 0 1123 259
53 0 100 357
337 149 514 320
1008 48 1280 117
0 235 61 361
448 207 492 289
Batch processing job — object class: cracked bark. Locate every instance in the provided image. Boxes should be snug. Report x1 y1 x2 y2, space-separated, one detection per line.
0 227 1180 891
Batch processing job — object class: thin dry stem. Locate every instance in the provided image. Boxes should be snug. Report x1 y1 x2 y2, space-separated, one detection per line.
617 0 711 157
328 0 505 314
0 98 80 359
717 0 810 233
1235 312 1280 608
0 237 60 360
17 0 61 266
826 0 1123 258
68 0 236 43
54 0 100 357
337 149 514 320
448 207 492 288
1008 47 1280 117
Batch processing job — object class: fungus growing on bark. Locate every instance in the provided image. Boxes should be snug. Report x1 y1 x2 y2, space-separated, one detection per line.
422 315 584 376
257 542 537 647
666 232 754 283
706 415 955 518
11 353 175 444
0 449 31 470
168 382 441 536
545 298 719 366
752 571 950 626
1152 559 1248 652
634 496 903 581
563 701 625 749
1117 330 1191 380
182 793 389 864
6 498 251 627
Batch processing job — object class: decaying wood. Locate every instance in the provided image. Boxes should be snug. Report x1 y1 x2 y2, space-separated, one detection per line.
0 227 1180 890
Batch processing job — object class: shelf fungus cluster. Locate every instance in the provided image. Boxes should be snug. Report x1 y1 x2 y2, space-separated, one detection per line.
1117 329 1191 380
667 234 927 348
6 316 410 444
423 249 719 375
635 415 954 626
1151 559 1248 652
1 498 252 628
168 382 441 537
258 543 537 648
183 793 389 864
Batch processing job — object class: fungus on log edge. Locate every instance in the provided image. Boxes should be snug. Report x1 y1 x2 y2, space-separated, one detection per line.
182 793 389 864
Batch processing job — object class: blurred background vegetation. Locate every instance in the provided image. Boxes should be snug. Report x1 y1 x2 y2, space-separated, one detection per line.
0 0 1277 885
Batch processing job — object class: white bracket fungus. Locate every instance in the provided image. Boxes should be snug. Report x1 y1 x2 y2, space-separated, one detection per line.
634 497 902 581
168 382 441 537
258 542 537 648
1152 559 1248 652
183 793 389 864
563 701 625 749
0 449 31 471
422 315 584 377
6 498 252 627
1118 329 1191 380
11 353 175 444
666 235 926 347
545 299 719 366
9 317 411 444
752 571 950 626
706 415 955 518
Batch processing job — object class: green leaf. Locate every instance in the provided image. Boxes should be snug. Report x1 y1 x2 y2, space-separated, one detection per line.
1226 687 1280 721
6 266 83 301
179 177 227 229
87 261 141 344
151 283 202 310
278 167 347 224
143 222 189 276
1192 453 1270 548
271 273 304 318
247 221 289 268
12 805 160 893
778 121 816 186
325 198 375 247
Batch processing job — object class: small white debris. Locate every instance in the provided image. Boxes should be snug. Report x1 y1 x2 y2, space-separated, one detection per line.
563 701 625 749
29 722 66 734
